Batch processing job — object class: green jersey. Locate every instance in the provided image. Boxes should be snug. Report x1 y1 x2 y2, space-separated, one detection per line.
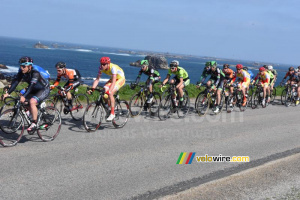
168 66 189 80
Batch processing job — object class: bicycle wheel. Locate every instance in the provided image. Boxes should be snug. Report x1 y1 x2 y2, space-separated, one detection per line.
281 88 287 105
112 100 129 128
149 92 161 116
177 90 190 118
239 93 247 112
83 102 104 132
47 94 63 113
158 93 172 120
194 91 203 112
37 106 61 142
129 93 143 117
0 109 24 147
284 91 293 107
252 92 259 109
70 94 89 121
270 88 276 103
196 93 210 116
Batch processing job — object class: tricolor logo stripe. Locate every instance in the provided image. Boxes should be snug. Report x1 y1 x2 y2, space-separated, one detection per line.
176 152 195 164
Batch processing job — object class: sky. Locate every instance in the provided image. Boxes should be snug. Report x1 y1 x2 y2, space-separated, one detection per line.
1 0 300 65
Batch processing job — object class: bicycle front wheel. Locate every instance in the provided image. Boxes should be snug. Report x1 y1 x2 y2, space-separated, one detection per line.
37 106 61 142
129 93 143 117
196 94 210 116
112 100 129 128
158 93 172 121
270 88 276 103
70 94 89 121
281 89 287 105
284 92 293 107
0 109 24 147
149 92 161 116
83 102 104 132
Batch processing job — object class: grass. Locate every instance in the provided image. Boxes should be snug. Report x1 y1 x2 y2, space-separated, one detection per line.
0 81 288 107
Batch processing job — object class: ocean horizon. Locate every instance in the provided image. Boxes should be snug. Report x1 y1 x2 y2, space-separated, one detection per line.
0 36 292 86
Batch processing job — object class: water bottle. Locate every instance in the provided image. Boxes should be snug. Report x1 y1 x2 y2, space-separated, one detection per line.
20 89 26 95
294 92 297 96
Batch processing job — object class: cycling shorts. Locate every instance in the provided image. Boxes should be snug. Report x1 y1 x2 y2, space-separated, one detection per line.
104 77 126 91
26 87 50 104
173 77 190 87
238 79 250 89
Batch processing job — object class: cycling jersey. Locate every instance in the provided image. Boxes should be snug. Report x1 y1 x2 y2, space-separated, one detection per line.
168 66 189 80
32 65 50 80
54 68 81 88
254 71 270 85
98 63 125 79
223 68 235 79
200 67 225 85
267 70 274 79
136 66 160 85
283 71 298 82
8 67 49 101
232 69 250 83
247 70 254 81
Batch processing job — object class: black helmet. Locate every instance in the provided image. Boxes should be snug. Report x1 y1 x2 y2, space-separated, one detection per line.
19 56 33 64
55 61 66 68
223 64 229 69
289 67 294 71
243 67 248 71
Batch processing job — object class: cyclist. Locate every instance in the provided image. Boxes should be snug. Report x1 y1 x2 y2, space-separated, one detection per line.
160 60 189 107
243 67 254 82
134 60 161 104
88 57 126 121
222 64 235 99
232 64 251 106
267 65 277 94
50 62 82 113
2 56 50 133
280 67 300 105
253 67 271 106
198 61 225 113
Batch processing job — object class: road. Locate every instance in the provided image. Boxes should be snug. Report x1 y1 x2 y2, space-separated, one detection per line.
0 100 299 200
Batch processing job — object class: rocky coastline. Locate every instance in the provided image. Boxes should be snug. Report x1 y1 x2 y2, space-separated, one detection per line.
130 55 169 69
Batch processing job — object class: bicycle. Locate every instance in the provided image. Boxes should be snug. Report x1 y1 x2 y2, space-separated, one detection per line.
251 84 269 108
83 87 130 132
280 82 293 105
195 83 225 116
283 83 298 107
158 83 190 120
0 96 61 147
225 83 248 113
48 86 89 121
129 83 161 117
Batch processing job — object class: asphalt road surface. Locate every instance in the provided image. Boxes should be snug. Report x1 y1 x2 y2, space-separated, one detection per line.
1 100 299 200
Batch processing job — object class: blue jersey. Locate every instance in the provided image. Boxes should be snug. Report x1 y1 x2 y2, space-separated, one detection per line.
247 70 254 81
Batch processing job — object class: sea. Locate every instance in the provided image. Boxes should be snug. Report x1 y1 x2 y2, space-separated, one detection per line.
0 36 292 87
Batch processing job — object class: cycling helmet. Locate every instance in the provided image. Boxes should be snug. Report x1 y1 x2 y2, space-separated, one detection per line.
170 60 179 67
205 62 211 67
268 65 273 70
236 64 243 70
298 66 300 69
210 61 217 66
263 65 268 69
55 61 66 68
100 57 111 64
223 64 229 69
243 67 248 71
289 67 294 71
259 67 266 72
19 56 33 65
140 60 149 66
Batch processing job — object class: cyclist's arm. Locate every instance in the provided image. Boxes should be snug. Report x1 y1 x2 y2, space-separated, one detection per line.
7 72 22 94
23 71 40 98
147 69 155 86
53 74 61 86
199 71 208 84
92 73 101 90
162 74 170 85
135 70 142 84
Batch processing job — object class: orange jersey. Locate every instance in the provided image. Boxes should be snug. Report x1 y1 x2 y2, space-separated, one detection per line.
54 68 81 86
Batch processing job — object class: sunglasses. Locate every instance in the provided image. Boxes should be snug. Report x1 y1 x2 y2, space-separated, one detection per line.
170 67 176 70
20 65 27 69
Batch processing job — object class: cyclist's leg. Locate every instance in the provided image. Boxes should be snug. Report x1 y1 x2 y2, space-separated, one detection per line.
107 78 125 117
170 78 177 99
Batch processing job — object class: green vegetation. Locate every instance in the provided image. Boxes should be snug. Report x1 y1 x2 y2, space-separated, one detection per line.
0 81 288 107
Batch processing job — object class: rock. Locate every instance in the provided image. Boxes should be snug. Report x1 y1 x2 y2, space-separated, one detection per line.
130 56 169 70
0 64 8 69
0 81 5 88
34 41 49 49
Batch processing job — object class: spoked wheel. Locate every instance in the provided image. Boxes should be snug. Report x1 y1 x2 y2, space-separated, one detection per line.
129 93 143 117
83 102 103 132
226 96 235 113
239 93 248 112
284 92 293 107
70 94 89 121
195 94 210 116
149 92 161 116
194 91 204 113
0 109 24 147
252 92 261 109
158 93 172 121
281 89 288 105
37 106 61 142
177 90 190 118
270 88 276 103
112 100 129 128
47 95 63 114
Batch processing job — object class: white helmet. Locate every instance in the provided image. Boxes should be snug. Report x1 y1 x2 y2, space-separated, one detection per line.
171 60 179 66
268 65 273 70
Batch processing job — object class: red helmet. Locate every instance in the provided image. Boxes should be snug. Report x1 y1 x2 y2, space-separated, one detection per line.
236 64 243 70
259 67 265 72
100 57 111 64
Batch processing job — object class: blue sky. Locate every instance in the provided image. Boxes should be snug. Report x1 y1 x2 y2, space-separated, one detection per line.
1 0 300 65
